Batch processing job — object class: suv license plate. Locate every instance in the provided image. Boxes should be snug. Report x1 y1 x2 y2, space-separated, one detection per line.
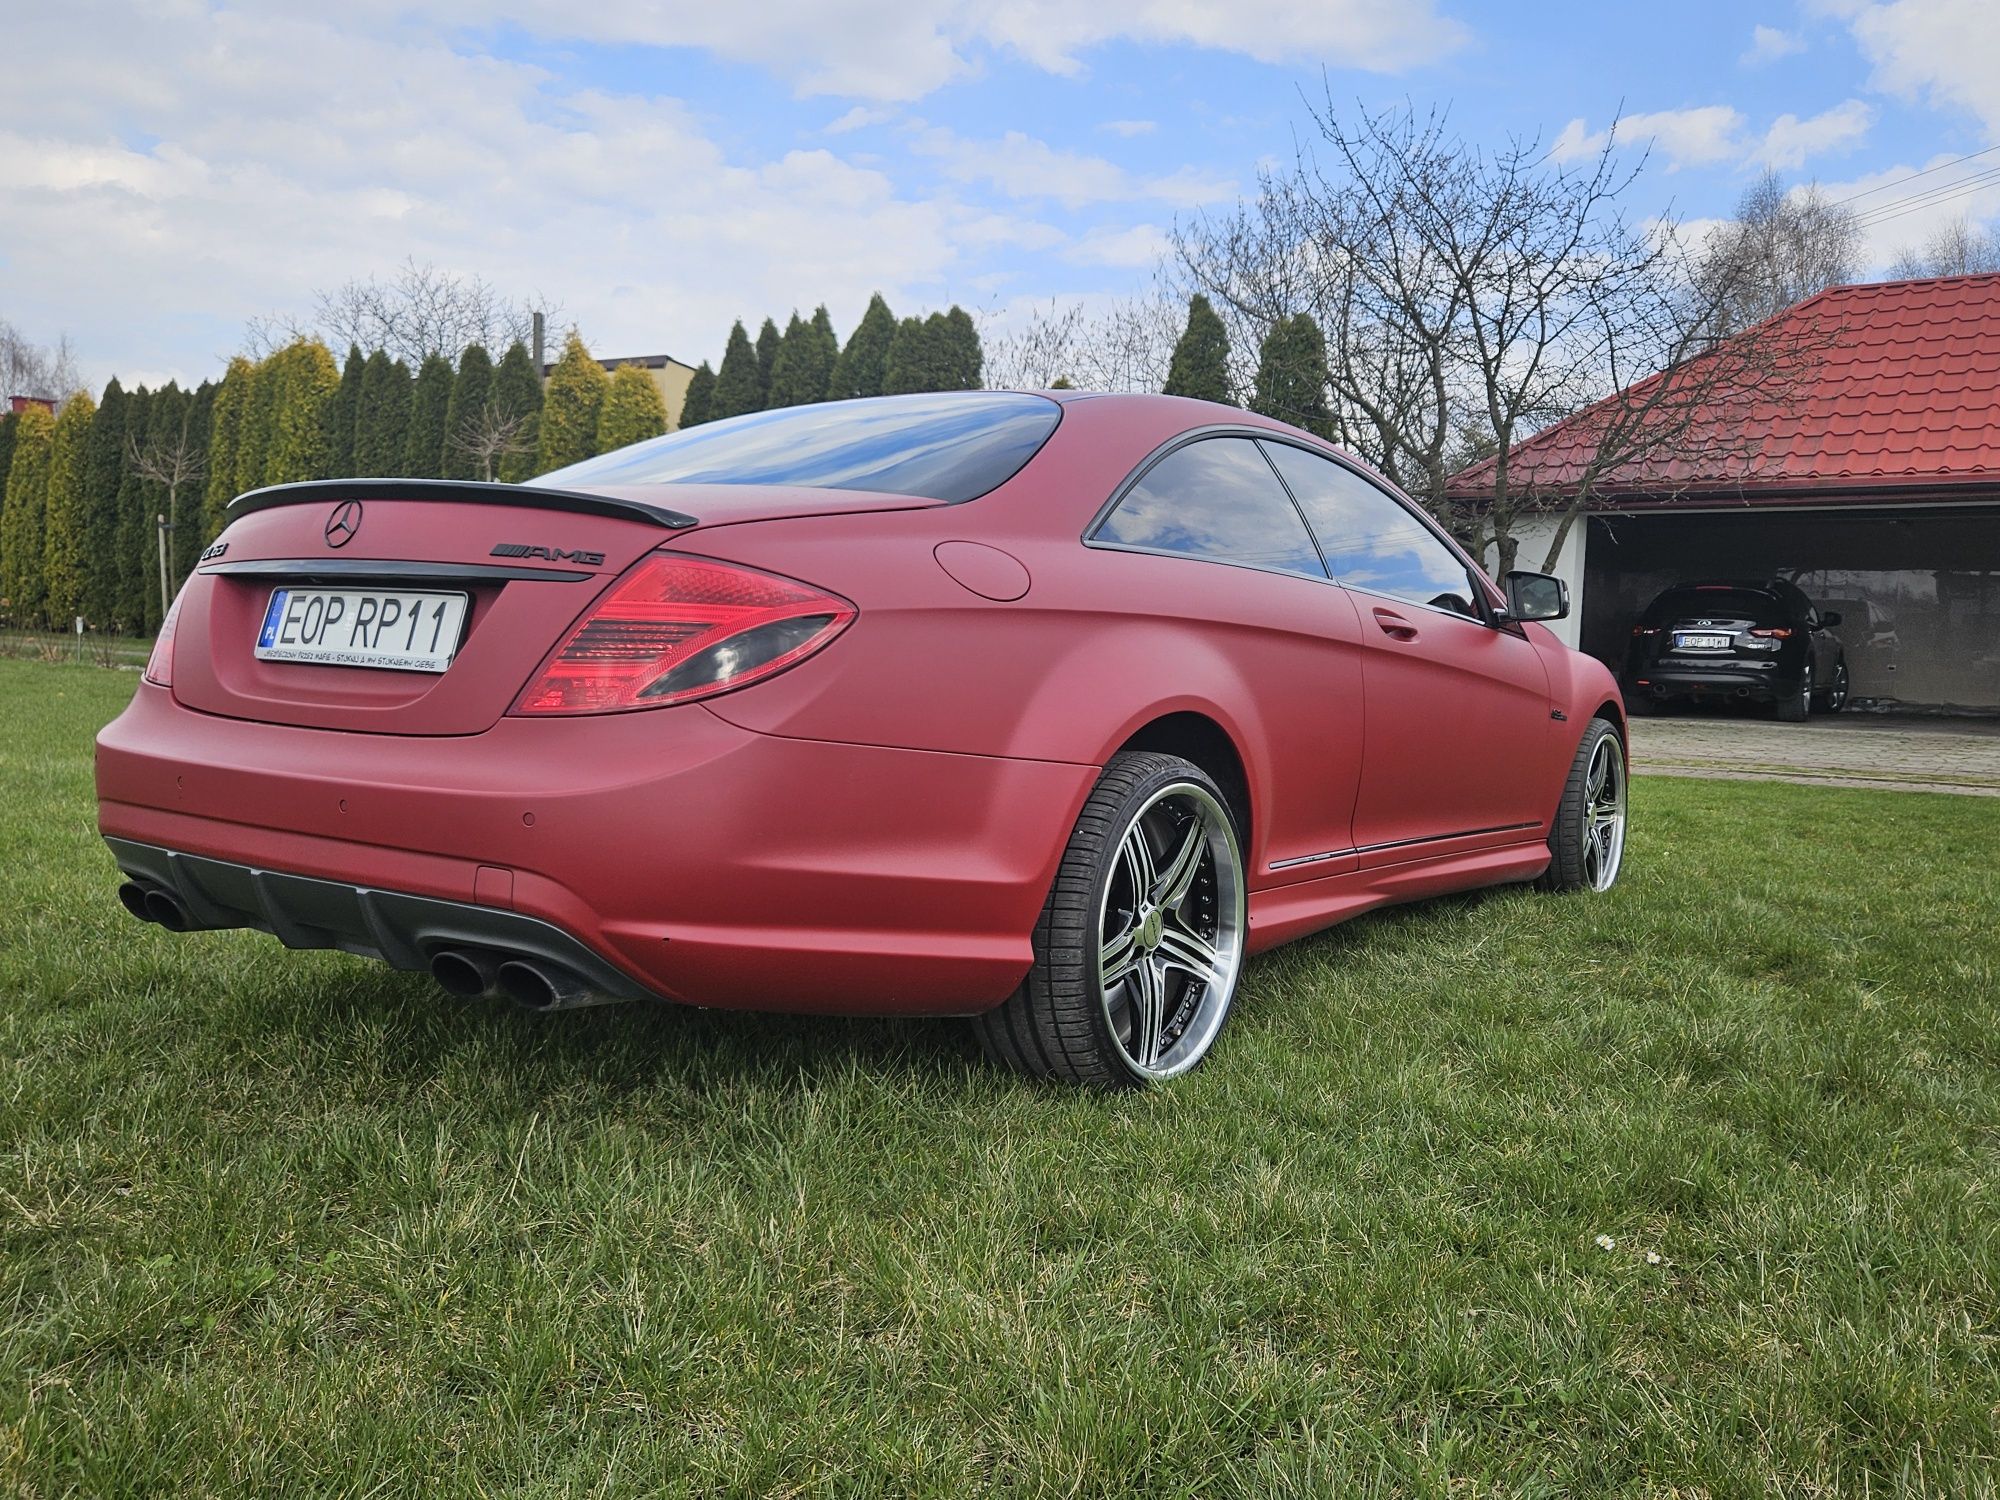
1675 632 1730 650
255 587 469 673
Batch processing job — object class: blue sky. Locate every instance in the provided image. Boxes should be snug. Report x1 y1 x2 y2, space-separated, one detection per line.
3 0 1995 391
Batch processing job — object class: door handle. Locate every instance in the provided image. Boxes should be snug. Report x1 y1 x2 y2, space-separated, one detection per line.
1372 607 1419 642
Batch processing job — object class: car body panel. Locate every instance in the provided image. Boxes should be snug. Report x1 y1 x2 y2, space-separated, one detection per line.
97 392 1622 1017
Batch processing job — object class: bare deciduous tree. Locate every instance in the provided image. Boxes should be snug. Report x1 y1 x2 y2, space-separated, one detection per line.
981 291 1184 393
448 402 535 483
1697 170 1861 333
1174 102 1824 572
0 318 84 407
246 259 556 366
128 427 208 598
1889 215 2000 278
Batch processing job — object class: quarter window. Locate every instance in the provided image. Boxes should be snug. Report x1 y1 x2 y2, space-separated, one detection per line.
1260 441 1478 617
1095 438 1327 579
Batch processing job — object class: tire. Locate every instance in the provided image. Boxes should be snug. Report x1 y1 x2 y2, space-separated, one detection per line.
1537 718 1628 894
972 751 1247 1089
1777 663 1812 722
1816 657 1849 713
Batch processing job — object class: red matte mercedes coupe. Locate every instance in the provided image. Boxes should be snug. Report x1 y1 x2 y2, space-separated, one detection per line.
97 391 1627 1087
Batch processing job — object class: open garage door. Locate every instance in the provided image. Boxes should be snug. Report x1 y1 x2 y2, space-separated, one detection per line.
1582 504 2000 712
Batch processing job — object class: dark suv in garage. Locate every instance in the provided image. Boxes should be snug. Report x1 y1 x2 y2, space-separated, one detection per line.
1623 580 1849 722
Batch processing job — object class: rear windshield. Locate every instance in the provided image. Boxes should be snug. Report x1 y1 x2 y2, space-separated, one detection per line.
1644 587 1787 623
531 392 1062 504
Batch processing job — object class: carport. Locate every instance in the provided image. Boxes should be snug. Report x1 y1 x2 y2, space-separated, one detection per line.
1451 271 2000 713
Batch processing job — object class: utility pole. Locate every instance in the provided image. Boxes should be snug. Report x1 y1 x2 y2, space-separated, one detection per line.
156 513 173 622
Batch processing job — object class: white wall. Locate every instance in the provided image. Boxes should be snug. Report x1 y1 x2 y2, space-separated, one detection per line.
1483 514 1587 648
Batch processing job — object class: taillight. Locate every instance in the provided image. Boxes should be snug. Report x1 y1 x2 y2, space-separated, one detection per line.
1631 625 1660 636
144 585 187 686
511 553 855 715
1748 627 1793 638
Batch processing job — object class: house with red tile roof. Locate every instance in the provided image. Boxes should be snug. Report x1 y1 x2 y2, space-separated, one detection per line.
1446 272 2000 712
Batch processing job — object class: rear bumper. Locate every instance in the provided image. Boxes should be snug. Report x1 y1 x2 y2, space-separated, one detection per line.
96 682 1098 1015
1627 664 1783 701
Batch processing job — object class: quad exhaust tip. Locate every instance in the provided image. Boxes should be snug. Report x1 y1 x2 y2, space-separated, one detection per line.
429 949 617 1011
430 949 501 999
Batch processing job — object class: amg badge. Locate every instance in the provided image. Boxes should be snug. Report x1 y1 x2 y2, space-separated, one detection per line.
491 543 606 566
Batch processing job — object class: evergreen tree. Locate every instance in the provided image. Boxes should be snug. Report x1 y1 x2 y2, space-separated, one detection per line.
944 305 983 390
0 412 16 518
535 332 610 474
768 307 840 407
233 359 278 495
884 313 978 393
1 405 55 627
40 391 97 627
492 341 543 483
82 380 130 626
597 364 669 452
710 321 763 420
405 352 454 478
264 339 340 485
202 358 253 539
678 362 716 428
753 318 781 406
174 381 217 584
112 387 153 633
1250 314 1332 438
324 344 365 476
441 343 494 480
830 293 896 400
137 385 191 629
1163 294 1232 404
352 351 413 477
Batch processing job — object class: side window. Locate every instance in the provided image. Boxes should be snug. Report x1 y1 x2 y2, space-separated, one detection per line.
1260 441 1479 617
1094 438 1327 579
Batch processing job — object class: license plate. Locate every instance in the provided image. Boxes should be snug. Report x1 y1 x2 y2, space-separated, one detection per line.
255 588 469 673
1675 632 1731 650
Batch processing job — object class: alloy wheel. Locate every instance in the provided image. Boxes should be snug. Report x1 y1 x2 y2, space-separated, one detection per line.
1581 734 1627 892
1096 782 1245 1079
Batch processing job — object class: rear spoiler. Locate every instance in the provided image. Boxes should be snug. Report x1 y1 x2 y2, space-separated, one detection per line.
228 478 698 530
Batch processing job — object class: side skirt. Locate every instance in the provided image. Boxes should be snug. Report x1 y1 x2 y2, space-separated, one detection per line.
1245 840 1551 954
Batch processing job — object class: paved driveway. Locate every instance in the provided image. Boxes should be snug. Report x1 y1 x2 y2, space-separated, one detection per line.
1628 714 2000 796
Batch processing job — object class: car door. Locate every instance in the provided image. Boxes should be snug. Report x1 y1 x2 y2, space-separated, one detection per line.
1259 440 1556 865
1088 436 1367 882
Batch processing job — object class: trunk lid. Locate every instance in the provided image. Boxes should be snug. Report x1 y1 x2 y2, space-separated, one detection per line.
173 479 932 735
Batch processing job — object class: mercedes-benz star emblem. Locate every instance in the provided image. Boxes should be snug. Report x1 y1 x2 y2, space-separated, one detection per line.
324 500 363 548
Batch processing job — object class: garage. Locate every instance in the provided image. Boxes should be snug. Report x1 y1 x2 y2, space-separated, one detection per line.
1456 271 2000 714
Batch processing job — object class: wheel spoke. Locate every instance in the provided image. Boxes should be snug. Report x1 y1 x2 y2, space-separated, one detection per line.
1100 926 1140 986
1153 814 1207 906
1586 749 1609 799
1118 821 1156 905
1156 920 1226 989
1127 958 1166 1068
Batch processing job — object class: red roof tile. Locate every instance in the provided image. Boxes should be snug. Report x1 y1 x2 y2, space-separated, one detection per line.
1446 272 2000 505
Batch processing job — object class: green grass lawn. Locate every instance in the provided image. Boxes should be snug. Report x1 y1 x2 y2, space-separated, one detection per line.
2 659 1996 1497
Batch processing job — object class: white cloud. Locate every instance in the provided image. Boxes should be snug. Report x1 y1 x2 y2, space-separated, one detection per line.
1554 99 1873 173
1066 223 1170 268
1553 106 1747 171
1101 119 1158 138
329 0 1466 102
913 127 1235 209
0 5 1070 389
1753 99 1874 167
1742 24 1806 65
824 105 898 134
1843 0 2000 135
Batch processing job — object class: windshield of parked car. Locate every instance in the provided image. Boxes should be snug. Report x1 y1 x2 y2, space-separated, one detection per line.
532 392 1063 504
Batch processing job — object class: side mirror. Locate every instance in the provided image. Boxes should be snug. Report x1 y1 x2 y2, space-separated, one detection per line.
1501 570 1568 622
1819 610 1843 628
